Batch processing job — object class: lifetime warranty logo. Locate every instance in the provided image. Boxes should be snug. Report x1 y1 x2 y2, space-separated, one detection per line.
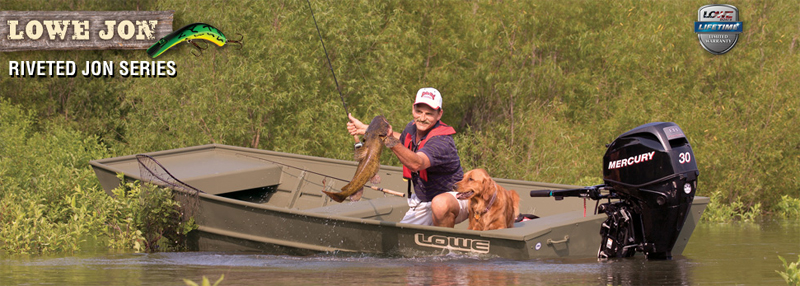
694 4 743 55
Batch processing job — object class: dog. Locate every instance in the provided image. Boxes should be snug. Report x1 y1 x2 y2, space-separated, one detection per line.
454 169 520 231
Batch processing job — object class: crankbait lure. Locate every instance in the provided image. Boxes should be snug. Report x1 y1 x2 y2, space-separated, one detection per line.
146 23 242 58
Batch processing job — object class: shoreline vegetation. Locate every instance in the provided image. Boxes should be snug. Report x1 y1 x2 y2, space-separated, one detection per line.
1 0 798 256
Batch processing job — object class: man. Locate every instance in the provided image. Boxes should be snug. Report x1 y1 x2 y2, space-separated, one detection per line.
347 87 468 227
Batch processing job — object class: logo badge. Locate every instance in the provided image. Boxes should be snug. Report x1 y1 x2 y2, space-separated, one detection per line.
695 4 743 55
414 233 490 254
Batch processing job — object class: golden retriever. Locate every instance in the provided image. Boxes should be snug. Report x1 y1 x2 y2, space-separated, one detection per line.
454 169 520 230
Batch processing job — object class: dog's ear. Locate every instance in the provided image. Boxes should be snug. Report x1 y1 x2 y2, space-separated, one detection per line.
481 175 494 194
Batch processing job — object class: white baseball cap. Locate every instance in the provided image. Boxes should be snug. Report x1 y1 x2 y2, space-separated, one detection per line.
414 87 443 110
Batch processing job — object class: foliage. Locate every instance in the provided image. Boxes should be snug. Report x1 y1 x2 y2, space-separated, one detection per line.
703 190 761 222
1 0 800 251
106 175 197 252
184 275 225 286
777 255 800 286
0 100 113 254
706 194 800 222
0 100 193 254
775 195 800 219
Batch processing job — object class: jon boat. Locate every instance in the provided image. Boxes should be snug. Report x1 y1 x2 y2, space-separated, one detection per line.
91 122 707 260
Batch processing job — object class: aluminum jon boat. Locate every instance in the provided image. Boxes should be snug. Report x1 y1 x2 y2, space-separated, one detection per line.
90 135 707 260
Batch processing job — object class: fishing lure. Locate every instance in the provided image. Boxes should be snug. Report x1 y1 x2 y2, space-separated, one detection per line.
146 23 243 58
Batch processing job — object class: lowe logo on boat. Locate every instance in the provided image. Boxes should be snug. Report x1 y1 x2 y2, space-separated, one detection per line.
607 151 656 170
414 233 490 254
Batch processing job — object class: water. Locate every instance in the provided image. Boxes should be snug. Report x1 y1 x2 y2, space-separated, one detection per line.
1 220 798 285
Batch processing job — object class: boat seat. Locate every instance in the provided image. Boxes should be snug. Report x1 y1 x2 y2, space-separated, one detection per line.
256 167 320 209
183 163 283 195
305 197 408 221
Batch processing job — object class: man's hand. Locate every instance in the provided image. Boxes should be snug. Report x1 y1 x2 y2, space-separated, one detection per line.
384 135 400 149
347 113 368 136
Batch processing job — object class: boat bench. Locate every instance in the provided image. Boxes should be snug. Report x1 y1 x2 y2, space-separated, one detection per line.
185 164 283 195
304 197 408 221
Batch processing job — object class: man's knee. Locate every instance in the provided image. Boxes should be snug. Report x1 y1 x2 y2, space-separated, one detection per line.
431 193 457 215
431 193 458 227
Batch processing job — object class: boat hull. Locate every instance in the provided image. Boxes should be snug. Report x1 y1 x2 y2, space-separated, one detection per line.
90 144 708 259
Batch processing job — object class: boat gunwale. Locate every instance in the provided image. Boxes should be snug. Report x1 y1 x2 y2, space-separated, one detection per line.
89 143 588 191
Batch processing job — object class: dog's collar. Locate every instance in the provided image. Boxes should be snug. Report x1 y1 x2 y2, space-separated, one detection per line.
483 183 498 213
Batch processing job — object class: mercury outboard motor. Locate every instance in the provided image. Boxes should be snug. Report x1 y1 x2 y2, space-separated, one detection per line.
531 122 699 260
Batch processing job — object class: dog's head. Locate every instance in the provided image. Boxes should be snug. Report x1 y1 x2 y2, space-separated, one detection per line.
454 169 493 200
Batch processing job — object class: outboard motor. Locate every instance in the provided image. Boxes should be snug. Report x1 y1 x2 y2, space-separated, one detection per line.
531 122 699 260
600 122 699 259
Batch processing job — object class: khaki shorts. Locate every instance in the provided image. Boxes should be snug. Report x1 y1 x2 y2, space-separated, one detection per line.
399 192 469 226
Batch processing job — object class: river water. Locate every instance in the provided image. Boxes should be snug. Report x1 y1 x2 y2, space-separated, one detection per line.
1 220 798 285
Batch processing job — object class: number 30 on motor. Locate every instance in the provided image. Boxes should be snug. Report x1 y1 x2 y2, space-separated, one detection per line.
678 152 691 164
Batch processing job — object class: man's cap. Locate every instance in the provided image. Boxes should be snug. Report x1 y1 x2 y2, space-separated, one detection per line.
414 87 443 110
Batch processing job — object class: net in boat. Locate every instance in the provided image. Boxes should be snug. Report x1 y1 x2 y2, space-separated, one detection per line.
135 154 202 220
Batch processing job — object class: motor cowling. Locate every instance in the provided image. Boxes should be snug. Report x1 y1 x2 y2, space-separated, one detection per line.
600 122 699 259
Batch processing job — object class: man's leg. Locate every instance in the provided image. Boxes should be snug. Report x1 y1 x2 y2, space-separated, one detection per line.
431 193 461 227
399 194 434 225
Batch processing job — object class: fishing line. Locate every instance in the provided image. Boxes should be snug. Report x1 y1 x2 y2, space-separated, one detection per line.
306 0 348 118
306 0 364 148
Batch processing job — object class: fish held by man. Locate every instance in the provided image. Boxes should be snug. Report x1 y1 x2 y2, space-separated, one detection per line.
323 115 391 203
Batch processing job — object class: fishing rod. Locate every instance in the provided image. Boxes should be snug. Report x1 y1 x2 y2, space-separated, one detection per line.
305 0 362 148
235 153 404 197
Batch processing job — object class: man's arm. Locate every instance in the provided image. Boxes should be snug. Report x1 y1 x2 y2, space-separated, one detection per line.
383 124 430 172
388 143 431 172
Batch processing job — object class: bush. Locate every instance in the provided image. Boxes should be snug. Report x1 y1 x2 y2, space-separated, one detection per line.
777 255 800 286
775 195 800 219
0 100 112 254
0 100 194 254
703 190 761 222
106 175 197 252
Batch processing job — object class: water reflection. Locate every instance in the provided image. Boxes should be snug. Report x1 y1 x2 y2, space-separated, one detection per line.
599 257 691 286
402 255 693 286
405 261 520 286
0 252 705 285
0 220 797 285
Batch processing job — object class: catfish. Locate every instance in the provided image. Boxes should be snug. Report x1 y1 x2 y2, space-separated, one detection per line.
323 115 391 202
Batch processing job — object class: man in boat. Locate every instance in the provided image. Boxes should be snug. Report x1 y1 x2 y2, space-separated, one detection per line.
347 87 468 227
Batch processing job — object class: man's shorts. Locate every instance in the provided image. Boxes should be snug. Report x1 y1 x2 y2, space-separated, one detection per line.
399 192 469 226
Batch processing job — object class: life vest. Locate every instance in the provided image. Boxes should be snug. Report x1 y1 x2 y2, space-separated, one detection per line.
402 122 456 182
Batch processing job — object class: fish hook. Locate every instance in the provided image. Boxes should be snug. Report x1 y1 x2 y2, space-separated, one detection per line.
227 33 244 50
188 39 208 57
